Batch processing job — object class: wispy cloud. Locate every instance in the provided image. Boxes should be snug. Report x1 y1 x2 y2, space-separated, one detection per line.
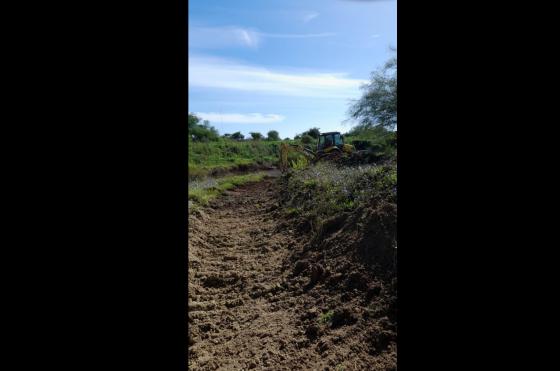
194 112 285 124
371 34 380 38
260 32 335 39
303 12 319 23
189 26 261 49
189 55 367 99
189 26 336 50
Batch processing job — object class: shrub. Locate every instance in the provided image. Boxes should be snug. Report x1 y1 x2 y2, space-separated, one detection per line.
250 132 264 141
300 134 314 144
267 130 280 141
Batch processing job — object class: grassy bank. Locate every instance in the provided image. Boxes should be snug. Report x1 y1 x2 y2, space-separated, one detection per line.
281 161 397 238
188 139 281 179
188 172 266 210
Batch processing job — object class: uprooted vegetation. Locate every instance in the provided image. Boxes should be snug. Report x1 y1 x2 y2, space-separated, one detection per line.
278 160 398 366
281 161 397 263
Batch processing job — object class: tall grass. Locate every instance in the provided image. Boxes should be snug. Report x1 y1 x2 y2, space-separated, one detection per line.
188 172 266 210
188 139 281 179
282 161 397 228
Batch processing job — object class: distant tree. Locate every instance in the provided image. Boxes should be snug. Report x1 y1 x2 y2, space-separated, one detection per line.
284 137 291 141
304 127 320 139
348 55 397 129
301 134 314 144
294 134 301 140
267 130 280 141
250 132 263 140
223 133 231 138
231 131 244 141
188 113 219 142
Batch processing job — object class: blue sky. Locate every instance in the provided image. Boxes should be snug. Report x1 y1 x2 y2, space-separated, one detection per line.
188 0 396 139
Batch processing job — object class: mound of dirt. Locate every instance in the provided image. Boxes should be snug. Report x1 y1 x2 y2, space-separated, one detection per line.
188 177 396 370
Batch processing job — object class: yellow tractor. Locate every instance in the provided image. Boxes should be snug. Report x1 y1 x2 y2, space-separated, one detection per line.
280 131 355 171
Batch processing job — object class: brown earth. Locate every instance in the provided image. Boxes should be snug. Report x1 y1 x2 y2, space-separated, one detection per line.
188 177 397 370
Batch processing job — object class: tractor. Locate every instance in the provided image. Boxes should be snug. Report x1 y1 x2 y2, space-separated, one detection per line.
279 131 355 171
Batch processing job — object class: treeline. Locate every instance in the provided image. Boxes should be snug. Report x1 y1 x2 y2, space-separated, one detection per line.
188 114 282 142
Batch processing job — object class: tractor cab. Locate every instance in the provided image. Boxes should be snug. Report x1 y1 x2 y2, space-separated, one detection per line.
317 132 344 153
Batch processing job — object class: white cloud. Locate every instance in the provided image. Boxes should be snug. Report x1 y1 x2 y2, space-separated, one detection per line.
188 55 367 99
189 25 335 49
189 26 261 49
260 32 335 39
371 34 380 38
194 112 286 124
303 12 319 23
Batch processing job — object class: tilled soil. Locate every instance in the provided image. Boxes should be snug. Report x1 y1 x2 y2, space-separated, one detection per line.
188 178 396 370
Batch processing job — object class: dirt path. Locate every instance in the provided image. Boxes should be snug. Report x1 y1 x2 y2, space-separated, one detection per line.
188 178 396 370
188 178 306 370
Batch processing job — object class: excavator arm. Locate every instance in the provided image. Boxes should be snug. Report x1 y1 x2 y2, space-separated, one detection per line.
279 143 316 171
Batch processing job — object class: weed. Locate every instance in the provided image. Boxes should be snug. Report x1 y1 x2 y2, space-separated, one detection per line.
318 310 334 325
189 139 280 180
188 173 265 209
290 156 308 170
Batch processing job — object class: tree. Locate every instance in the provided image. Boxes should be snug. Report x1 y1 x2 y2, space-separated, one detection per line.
301 134 314 144
188 113 219 142
250 132 263 140
267 130 280 141
348 56 396 130
284 137 291 141
188 113 199 128
231 132 244 141
304 127 320 139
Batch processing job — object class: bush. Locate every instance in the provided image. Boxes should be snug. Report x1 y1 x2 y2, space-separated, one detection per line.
188 113 219 142
282 162 397 227
231 132 244 141
304 127 320 139
267 130 280 141
250 132 263 141
301 134 314 145
188 138 281 180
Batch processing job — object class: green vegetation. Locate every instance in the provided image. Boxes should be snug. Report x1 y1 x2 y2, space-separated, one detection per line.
267 130 280 141
188 113 284 179
318 310 334 324
231 131 244 141
188 139 280 179
348 55 397 130
188 113 219 142
249 132 264 140
344 125 397 160
188 173 266 209
282 161 397 233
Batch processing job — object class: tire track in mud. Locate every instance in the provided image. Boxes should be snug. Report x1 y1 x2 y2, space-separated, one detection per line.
188 178 310 370
188 177 397 371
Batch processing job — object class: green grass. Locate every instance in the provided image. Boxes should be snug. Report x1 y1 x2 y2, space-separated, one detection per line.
282 161 397 235
318 310 334 324
188 173 266 208
188 139 281 179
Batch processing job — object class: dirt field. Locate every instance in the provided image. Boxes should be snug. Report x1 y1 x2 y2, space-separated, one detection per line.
188 177 396 370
